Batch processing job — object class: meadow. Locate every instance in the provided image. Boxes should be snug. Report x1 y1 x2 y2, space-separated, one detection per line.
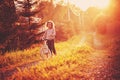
0 35 120 80
0 36 95 80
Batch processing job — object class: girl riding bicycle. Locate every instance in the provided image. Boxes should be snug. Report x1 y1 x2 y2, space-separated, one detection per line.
42 20 56 55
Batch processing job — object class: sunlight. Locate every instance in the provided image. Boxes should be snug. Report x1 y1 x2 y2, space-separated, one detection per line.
54 0 110 11
70 0 91 11
92 0 110 9
70 0 110 11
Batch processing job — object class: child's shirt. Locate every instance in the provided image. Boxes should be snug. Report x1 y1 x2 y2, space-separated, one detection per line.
44 28 56 40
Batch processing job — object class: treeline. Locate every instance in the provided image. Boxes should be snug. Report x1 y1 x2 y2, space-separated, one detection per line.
0 0 82 53
1 0 119 54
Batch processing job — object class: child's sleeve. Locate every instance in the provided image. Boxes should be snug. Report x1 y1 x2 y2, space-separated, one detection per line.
42 30 47 40
52 29 56 36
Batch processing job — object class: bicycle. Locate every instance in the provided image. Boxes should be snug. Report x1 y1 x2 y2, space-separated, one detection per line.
40 39 52 60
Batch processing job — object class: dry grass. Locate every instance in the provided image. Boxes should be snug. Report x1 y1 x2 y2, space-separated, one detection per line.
0 46 41 70
1 36 95 80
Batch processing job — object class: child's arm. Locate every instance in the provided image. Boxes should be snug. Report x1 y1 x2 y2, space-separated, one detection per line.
51 29 56 36
42 30 47 40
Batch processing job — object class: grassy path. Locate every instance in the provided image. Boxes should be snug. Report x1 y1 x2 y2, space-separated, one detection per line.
0 35 120 80
1 48 120 80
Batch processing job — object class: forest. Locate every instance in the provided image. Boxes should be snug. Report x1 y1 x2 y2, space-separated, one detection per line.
0 0 120 80
0 0 99 53
0 0 119 53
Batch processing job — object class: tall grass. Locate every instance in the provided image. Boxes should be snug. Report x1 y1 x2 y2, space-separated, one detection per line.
0 35 95 80
0 47 41 69
6 36 94 80
0 35 92 69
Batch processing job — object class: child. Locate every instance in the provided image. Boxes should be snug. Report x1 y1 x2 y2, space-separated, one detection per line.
43 20 56 55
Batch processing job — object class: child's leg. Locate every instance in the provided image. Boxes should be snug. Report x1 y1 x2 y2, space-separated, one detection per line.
47 40 52 53
51 40 56 55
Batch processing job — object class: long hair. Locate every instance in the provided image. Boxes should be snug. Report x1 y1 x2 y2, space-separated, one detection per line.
45 20 55 29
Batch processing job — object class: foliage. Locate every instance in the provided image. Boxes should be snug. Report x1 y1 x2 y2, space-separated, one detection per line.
0 0 82 53
16 0 39 25
73 44 94 54
0 47 41 69
10 52 91 80
0 36 78 69
0 0 111 53
56 21 76 41
0 0 44 53
0 0 17 23
0 36 94 80
0 0 17 53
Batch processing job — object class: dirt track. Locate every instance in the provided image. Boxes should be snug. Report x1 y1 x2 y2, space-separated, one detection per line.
89 50 120 80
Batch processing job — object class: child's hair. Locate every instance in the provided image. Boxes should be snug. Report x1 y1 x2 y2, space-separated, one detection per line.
46 20 55 29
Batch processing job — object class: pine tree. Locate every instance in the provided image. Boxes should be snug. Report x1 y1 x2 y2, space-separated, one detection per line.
0 0 17 53
16 0 39 28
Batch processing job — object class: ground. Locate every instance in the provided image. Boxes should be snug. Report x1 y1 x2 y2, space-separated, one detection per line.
1 50 120 80
0 35 120 80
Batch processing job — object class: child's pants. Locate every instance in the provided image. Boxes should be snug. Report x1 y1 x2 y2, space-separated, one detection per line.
47 39 56 55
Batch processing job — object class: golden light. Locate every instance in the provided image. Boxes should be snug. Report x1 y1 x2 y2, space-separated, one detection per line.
70 0 91 11
54 0 110 11
92 0 110 9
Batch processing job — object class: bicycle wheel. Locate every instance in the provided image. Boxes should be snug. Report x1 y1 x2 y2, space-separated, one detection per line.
40 51 52 60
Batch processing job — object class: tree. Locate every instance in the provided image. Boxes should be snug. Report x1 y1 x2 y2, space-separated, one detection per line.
16 0 39 27
0 0 17 53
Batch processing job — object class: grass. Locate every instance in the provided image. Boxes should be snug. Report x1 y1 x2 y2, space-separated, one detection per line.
0 34 90 70
0 35 95 80
0 34 119 80
9 45 93 80
0 36 79 70
0 47 41 70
